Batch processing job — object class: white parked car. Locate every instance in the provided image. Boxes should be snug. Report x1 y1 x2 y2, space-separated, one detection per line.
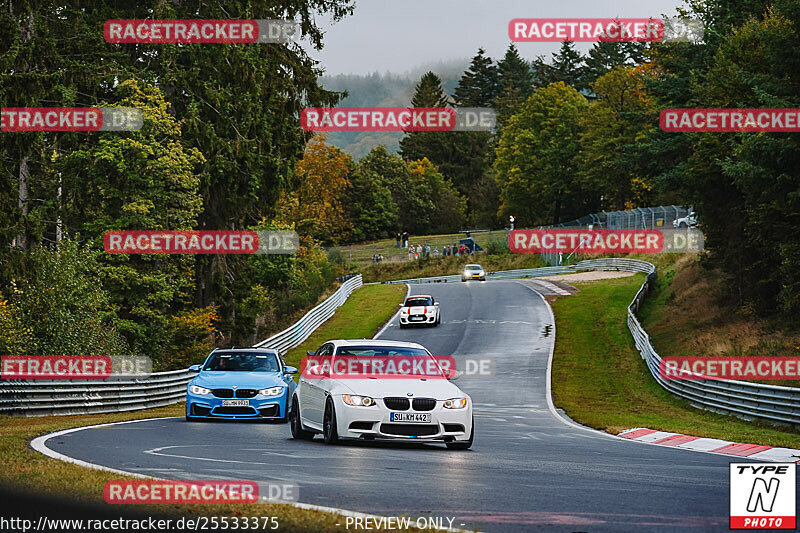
461 264 486 281
290 339 474 449
398 294 440 328
673 211 698 228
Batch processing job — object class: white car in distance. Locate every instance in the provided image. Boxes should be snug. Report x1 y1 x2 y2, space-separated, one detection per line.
461 264 486 281
398 294 440 328
290 339 473 449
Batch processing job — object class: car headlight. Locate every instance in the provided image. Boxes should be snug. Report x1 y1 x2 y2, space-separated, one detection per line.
189 385 210 395
259 386 285 397
443 397 468 409
342 394 375 407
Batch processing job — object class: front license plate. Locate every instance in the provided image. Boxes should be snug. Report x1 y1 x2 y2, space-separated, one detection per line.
472 274 480 278
390 412 431 423
410 316 424 321
221 399 249 407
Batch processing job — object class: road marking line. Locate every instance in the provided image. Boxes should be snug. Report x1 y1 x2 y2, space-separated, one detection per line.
31 416 474 531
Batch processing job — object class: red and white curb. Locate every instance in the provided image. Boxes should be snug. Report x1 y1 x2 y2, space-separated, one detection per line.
619 428 800 463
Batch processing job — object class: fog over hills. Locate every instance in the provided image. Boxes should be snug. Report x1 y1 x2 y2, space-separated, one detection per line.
320 59 469 159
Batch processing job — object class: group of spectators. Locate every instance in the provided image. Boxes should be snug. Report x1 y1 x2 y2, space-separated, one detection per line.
392 230 474 262
408 243 470 261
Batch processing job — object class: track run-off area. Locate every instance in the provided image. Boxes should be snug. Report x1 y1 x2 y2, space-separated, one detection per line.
40 280 739 532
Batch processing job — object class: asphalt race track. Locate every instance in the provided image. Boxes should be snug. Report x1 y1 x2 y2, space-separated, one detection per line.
46 281 736 532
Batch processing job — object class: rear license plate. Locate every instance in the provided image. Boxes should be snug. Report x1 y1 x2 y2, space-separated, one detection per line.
390 412 431 423
221 400 249 407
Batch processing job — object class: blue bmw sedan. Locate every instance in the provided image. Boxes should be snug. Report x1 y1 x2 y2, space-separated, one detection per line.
186 348 297 422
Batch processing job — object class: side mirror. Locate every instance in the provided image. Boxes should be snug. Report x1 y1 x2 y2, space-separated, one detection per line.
398 303 404 307
434 302 439 306
284 365 298 375
306 351 316 356
189 364 201 372
448 370 464 381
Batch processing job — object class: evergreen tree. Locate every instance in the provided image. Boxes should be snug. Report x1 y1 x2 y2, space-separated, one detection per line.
454 48 499 107
493 44 535 128
399 72 450 165
497 44 535 99
584 41 645 85
410 71 450 108
533 41 588 93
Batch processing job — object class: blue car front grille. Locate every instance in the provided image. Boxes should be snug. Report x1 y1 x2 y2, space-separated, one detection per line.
211 388 259 399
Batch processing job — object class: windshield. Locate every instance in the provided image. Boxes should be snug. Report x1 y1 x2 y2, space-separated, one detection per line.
335 346 429 356
405 297 433 306
466 265 482 270
203 352 280 372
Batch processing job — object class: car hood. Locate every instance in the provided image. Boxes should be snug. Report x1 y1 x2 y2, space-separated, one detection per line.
191 371 286 389
405 306 434 314
330 378 466 400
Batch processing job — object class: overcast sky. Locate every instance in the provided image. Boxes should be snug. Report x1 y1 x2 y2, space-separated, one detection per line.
310 0 688 76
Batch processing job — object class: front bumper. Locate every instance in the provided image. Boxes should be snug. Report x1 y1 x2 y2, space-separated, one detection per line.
399 312 437 325
332 395 472 441
186 390 288 419
461 274 485 281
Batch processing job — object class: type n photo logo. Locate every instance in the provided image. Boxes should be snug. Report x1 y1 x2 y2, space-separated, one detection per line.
730 463 796 529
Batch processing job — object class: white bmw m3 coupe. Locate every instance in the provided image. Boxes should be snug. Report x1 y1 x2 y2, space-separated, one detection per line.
290 339 473 449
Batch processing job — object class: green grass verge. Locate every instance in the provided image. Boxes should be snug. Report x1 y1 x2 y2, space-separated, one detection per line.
550 275 800 448
283 283 408 369
330 230 509 269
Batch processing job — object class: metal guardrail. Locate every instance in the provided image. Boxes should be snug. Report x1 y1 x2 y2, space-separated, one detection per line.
253 274 362 352
622 264 800 427
380 259 652 285
381 259 800 427
0 275 363 417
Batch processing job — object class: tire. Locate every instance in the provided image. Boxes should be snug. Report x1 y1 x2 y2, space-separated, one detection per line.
185 415 198 422
446 416 474 450
399 322 407 329
323 398 339 444
290 397 315 440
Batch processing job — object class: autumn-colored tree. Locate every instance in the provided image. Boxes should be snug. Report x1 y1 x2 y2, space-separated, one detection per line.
577 64 657 211
280 135 353 244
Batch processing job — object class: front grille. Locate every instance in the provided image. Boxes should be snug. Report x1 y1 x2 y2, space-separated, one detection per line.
235 389 258 398
211 389 234 398
412 398 436 411
379 423 438 437
443 423 465 433
213 406 257 415
258 405 279 417
383 397 410 410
